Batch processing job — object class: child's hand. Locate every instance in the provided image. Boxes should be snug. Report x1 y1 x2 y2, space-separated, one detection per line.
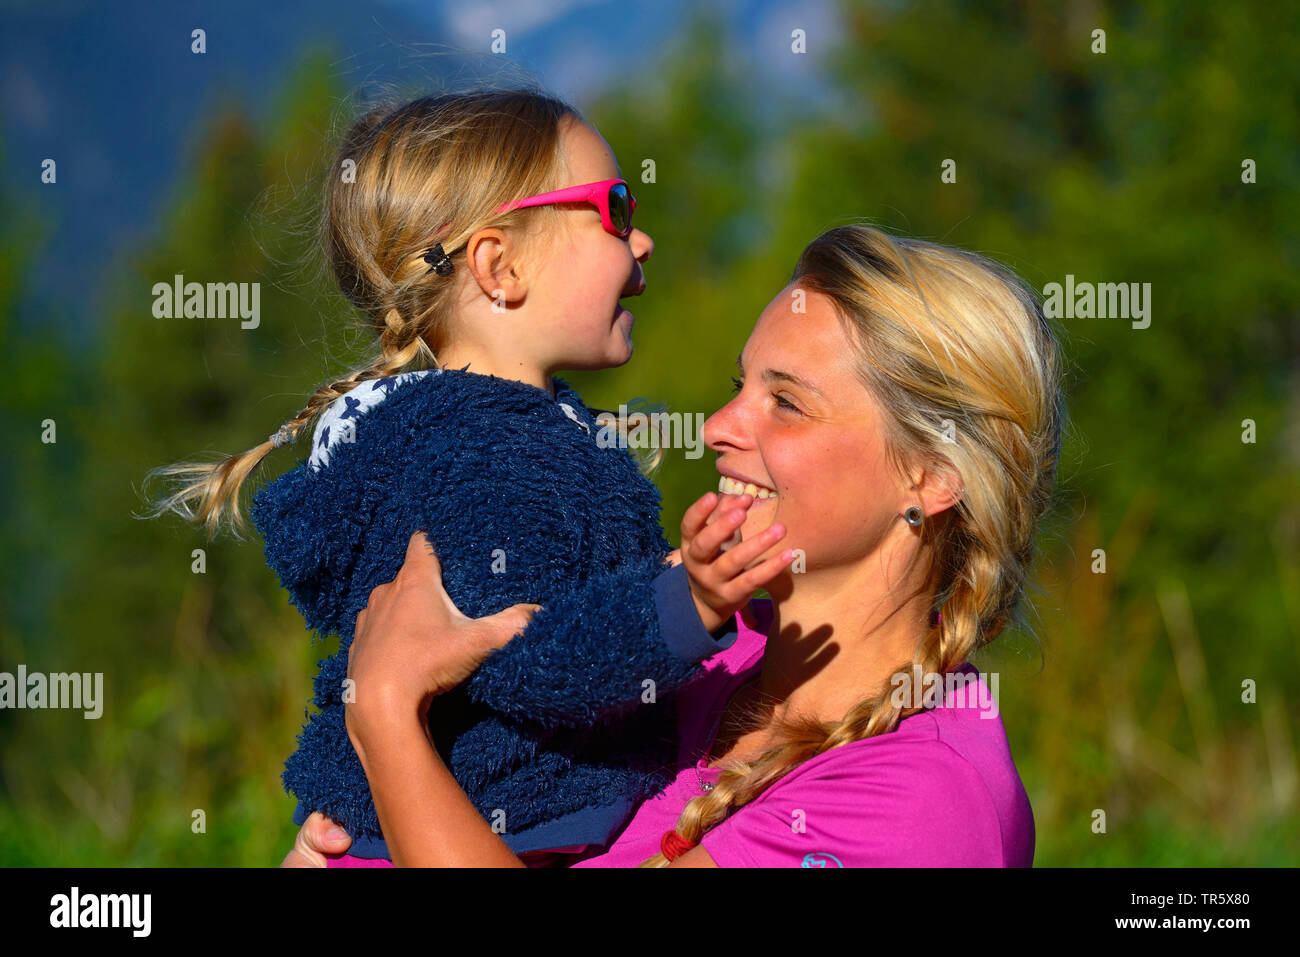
679 491 793 633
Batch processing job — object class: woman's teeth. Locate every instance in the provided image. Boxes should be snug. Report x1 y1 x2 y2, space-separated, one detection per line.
718 475 777 499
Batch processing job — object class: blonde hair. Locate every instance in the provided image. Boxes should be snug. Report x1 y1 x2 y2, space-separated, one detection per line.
143 87 580 539
640 224 1065 866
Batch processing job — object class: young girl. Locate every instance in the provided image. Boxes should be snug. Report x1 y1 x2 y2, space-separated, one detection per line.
146 88 787 866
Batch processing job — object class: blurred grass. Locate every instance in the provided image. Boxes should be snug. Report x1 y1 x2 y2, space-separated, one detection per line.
0 589 329 866
973 487 1300 865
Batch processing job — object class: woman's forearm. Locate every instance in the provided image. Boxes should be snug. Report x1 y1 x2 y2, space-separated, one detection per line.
349 704 526 867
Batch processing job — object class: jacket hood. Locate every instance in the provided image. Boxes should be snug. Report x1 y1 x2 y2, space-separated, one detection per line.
249 369 636 640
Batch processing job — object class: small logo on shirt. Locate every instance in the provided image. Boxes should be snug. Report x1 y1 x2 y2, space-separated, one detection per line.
800 852 843 868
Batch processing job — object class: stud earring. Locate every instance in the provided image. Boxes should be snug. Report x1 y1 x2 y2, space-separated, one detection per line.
904 506 923 527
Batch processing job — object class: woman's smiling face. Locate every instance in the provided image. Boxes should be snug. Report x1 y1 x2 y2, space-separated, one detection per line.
702 285 913 575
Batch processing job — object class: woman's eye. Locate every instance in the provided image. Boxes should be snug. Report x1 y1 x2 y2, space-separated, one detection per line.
733 376 799 414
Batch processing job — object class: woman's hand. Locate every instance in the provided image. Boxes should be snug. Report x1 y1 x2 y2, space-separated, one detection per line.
280 812 352 868
345 531 540 745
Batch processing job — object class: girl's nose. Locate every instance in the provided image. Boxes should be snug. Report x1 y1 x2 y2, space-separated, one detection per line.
630 227 654 264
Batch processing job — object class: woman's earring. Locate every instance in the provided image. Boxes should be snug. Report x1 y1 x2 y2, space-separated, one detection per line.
904 506 924 527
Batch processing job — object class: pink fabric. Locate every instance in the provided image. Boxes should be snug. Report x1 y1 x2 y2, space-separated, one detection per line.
572 600 1035 867
323 600 1034 868
323 848 571 867
325 853 390 867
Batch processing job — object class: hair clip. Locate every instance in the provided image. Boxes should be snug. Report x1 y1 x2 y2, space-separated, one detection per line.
422 242 454 276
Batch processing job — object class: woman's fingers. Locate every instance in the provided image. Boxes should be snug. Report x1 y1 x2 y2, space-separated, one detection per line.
347 528 529 713
395 532 438 594
281 812 351 868
478 602 542 651
362 534 441 613
364 531 462 628
400 530 478 624
306 811 351 852
280 846 318 868
402 529 437 573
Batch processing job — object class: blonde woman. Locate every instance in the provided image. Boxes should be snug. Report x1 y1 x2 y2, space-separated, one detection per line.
285 224 1064 867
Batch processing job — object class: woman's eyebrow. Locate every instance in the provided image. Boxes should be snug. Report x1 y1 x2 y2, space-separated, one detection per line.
763 368 823 398
736 354 822 398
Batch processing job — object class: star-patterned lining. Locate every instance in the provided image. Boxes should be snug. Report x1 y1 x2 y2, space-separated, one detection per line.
308 371 595 471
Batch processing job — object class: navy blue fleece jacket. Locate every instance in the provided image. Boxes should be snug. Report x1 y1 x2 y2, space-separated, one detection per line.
249 368 735 858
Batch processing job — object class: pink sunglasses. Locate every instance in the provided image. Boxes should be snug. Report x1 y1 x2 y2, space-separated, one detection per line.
495 177 637 238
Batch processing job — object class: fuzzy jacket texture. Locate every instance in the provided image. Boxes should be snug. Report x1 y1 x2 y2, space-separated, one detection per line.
250 368 711 858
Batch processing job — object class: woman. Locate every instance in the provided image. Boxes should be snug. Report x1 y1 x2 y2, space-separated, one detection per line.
283 223 1064 867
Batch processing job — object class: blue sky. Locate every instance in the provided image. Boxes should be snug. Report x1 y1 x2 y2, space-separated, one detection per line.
386 0 841 102
1 0 843 336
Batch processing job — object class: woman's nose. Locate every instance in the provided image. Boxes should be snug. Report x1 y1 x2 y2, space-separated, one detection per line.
702 398 747 453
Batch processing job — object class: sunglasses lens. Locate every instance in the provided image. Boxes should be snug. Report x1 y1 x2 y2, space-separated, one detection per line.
609 183 631 235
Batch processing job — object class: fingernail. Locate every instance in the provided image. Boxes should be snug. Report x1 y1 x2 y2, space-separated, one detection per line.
326 828 348 842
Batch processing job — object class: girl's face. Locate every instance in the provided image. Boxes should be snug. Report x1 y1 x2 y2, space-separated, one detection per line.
530 117 654 371
701 285 916 577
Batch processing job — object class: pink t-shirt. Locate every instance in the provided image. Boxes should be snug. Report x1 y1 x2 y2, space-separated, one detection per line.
323 600 1034 867
571 600 1035 867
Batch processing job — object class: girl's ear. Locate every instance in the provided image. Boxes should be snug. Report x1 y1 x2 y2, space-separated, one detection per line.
465 227 528 306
